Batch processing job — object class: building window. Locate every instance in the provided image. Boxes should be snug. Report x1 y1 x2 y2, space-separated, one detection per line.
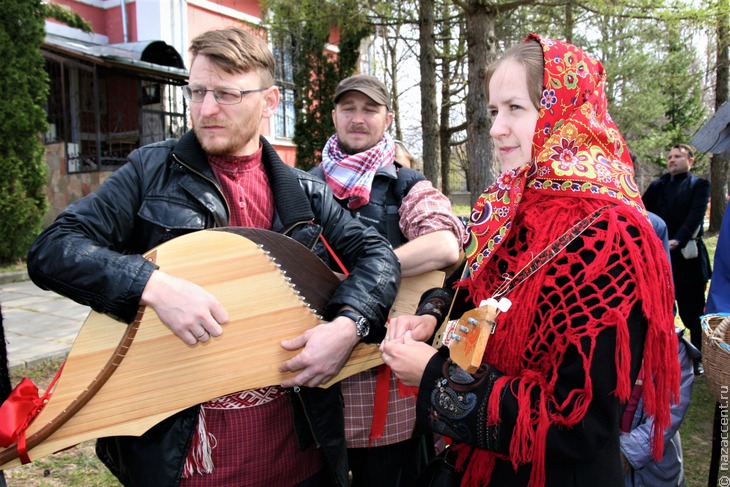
273 36 296 140
44 57 187 174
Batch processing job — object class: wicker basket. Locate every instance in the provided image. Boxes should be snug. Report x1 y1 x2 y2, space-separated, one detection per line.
701 313 730 406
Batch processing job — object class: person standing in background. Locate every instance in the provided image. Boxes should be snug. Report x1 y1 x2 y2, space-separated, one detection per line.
394 140 416 169
642 144 712 375
310 74 464 486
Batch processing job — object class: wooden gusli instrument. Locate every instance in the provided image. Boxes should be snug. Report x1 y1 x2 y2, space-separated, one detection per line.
0 227 444 469
434 297 512 373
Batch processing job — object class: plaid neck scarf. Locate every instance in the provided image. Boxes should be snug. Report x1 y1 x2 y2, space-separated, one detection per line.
320 133 395 209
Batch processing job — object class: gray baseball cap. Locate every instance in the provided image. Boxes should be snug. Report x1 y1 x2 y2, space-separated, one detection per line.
334 74 391 110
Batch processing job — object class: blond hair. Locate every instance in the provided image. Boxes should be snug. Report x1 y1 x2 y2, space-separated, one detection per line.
485 39 544 110
189 27 275 86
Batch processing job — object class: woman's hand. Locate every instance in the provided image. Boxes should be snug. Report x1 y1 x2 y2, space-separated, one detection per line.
380 330 437 387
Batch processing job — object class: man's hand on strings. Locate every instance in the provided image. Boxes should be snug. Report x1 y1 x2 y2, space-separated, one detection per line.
385 314 438 343
141 270 228 346
279 317 360 388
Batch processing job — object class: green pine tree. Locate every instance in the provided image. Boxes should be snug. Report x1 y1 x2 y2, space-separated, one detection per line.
0 0 50 263
264 0 371 169
0 1 89 263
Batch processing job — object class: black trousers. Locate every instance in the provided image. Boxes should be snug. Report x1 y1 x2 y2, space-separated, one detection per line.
295 470 332 487
348 436 433 487
672 249 709 352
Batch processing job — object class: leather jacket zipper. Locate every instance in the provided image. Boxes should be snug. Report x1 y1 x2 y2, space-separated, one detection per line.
291 386 321 449
171 153 231 223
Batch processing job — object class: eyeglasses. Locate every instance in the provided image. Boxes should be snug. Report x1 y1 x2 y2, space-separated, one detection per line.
182 85 269 105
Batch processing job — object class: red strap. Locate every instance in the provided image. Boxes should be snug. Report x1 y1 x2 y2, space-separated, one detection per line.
368 366 419 446
368 365 391 444
18 430 30 464
0 362 65 463
318 233 349 277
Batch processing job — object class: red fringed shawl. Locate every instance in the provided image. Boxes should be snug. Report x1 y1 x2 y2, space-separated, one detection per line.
456 34 679 486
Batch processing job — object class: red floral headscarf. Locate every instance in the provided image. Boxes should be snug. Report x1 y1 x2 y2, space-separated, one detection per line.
463 33 645 280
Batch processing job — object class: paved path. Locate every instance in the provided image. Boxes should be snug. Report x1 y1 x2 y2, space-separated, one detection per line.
1 279 89 369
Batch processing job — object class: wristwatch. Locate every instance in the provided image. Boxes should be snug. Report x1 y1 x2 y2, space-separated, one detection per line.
337 309 370 339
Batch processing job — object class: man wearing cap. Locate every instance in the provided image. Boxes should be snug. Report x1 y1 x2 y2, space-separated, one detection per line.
310 74 464 485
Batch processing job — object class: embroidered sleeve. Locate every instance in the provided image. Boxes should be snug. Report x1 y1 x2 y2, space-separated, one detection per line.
415 287 454 323
416 351 504 451
399 180 465 242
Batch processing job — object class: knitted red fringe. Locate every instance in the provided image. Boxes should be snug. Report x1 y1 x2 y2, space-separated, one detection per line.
455 195 679 486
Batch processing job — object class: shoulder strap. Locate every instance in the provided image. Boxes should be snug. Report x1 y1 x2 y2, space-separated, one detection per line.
491 206 608 299
435 206 609 349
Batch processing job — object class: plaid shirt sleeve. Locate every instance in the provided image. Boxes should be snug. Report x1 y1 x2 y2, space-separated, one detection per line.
398 180 465 243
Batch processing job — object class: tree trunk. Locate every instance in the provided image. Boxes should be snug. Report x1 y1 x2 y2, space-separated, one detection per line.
711 1 729 232
419 0 440 185
439 2 453 196
464 2 497 206
564 0 574 44
384 23 404 142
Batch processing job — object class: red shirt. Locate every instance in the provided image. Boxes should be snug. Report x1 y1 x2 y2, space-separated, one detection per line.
180 146 323 485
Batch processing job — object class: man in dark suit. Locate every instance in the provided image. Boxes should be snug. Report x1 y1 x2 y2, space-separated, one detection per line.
642 143 711 375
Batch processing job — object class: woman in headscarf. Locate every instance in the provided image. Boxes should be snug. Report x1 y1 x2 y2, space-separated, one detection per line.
381 34 680 486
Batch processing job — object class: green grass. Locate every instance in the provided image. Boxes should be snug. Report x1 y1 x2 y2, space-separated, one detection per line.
452 204 470 218
683 231 721 486
4 443 120 487
5 360 122 486
682 375 716 485
0 259 25 274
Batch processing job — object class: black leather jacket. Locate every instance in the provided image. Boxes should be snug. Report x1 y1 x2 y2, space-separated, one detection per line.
27 131 400 486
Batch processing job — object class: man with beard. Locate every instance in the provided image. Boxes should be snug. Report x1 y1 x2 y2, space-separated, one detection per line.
310 74 464 486
27 28 399 486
